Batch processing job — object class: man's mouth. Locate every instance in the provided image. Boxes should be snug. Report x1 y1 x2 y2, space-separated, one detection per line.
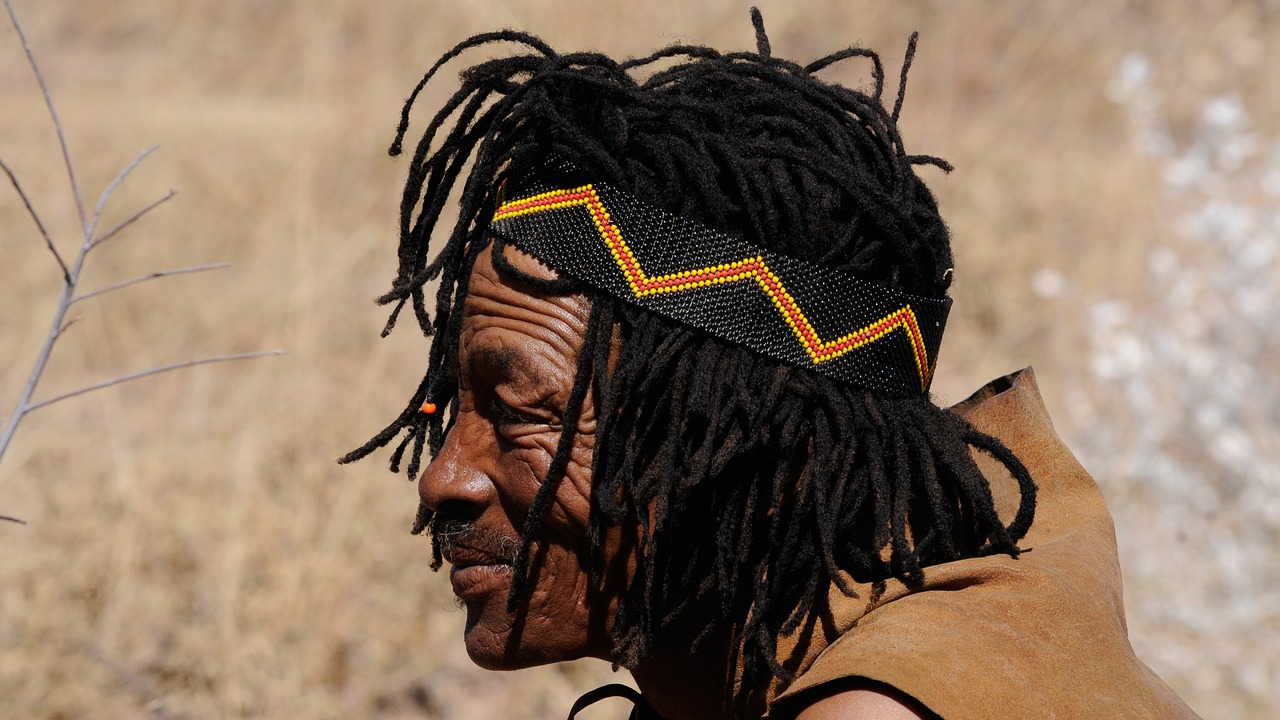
432 520 517 597
444 546 514 571
446 551 514 597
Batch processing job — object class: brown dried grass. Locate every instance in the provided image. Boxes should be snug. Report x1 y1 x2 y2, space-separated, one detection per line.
2 1 1275 717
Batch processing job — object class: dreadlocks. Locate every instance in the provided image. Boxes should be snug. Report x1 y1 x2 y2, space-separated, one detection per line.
342 8 1036 709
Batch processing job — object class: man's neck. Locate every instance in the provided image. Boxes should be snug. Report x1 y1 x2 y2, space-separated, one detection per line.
629 628 767 720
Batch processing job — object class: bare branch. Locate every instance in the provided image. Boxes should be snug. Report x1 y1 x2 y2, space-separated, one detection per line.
0 155 69 281
88 190 177 250
3 0 87 230
1 514 27 525
88 145 159 241
0 2 281 500
71 262 230 305
57 314 82 336
0 284 73 463
23 350 287 413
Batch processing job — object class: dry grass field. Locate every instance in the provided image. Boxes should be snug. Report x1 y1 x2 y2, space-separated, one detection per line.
2 1 1277 718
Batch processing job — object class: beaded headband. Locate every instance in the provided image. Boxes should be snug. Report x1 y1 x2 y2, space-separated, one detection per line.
487 158 951 396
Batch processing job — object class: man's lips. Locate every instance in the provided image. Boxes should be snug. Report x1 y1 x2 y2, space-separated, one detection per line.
446 549 514 597
431 520 518 597
427 517 512 591
442 544 513 570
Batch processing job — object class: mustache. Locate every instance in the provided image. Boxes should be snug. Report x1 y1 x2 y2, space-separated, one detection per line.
430 516 520 564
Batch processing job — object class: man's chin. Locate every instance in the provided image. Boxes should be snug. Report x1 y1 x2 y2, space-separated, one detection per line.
461 611 592 670
461 600 535 670
462 626 564 671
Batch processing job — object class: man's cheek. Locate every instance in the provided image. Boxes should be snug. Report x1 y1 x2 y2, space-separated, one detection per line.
506 431 558 473
565 433 596 500
495 433 559 505
498 433 596 536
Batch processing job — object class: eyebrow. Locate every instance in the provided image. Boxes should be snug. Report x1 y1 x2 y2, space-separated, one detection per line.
468 345 521 378
464 343 562 412
467 343 559 393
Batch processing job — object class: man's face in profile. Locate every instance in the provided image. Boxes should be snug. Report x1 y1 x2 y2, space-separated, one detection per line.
417 242 620 668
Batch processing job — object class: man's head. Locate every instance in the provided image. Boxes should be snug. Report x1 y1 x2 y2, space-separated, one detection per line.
344 8 1035 704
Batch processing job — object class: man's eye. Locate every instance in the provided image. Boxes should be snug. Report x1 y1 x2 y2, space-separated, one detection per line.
484 396 540 428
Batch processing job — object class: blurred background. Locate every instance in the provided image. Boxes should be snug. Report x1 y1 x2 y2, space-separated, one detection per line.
2 1 1276 717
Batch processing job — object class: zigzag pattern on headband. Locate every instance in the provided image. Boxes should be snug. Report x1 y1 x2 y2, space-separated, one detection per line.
490 166 950 396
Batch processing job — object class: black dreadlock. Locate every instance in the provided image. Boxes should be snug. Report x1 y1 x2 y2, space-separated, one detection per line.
341 8 1036 712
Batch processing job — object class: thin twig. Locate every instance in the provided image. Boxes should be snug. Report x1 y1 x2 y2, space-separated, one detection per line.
57 315 82 336
0 155 69 281
88 145 159 244
3 0 86 231
0 1 83 469
89 190 177 250
23 350 287 413
71 263 230 305
0 282 75 464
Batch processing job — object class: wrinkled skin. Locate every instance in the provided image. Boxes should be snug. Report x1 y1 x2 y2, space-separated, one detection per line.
417 241 931 720
417 240 617 669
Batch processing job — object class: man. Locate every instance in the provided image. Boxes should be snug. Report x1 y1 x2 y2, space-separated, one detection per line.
344 10 1200 719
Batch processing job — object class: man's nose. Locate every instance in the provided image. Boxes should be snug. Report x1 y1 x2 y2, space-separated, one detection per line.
418 416 494 519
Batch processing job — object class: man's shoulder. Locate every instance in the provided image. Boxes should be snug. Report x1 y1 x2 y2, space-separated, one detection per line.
771 368 1201 720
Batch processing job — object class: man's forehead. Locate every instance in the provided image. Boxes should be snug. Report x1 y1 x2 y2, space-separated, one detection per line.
487 237 561 282
460 242 591 367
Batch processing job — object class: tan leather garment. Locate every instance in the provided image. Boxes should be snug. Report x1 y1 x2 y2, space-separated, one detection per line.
763 368 1201 719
